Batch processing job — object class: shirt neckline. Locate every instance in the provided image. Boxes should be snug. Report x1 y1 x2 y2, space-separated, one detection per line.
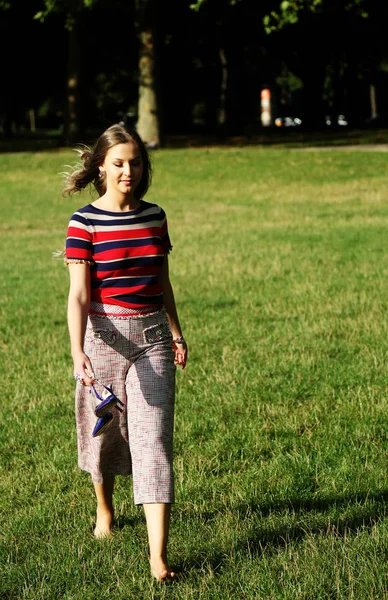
88 200 145 216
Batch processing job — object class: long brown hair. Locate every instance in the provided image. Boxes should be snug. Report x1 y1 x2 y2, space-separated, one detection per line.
61 124 152 199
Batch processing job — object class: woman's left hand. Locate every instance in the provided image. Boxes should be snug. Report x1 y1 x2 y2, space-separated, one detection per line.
173 339 188 369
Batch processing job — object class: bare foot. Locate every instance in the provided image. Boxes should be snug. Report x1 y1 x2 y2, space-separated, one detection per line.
150 558 177 582
94 506 114 539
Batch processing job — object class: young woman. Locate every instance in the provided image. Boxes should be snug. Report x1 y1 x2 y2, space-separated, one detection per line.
62 124 187 582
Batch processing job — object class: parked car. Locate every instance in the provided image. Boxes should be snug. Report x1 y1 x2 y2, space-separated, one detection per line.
274 116 302 127
325 114 348 126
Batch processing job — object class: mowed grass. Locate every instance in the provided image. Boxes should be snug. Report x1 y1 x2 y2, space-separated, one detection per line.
0 146 388 599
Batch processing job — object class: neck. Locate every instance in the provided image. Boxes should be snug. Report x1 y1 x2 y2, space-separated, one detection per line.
96 193 141 212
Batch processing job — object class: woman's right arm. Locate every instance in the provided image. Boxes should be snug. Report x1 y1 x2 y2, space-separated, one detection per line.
67 263 95 386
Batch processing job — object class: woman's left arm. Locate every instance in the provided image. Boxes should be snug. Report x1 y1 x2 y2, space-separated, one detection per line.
158 256 188 369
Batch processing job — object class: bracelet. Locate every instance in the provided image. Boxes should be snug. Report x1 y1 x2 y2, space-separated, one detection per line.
173 336 186 344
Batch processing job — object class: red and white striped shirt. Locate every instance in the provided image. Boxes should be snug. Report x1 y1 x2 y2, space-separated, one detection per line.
65 201 172 309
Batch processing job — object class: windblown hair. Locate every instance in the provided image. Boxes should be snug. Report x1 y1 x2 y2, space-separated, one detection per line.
61 124 152 199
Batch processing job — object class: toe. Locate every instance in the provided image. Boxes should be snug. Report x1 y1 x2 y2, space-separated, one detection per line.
94 528 112 539
153 569 176 583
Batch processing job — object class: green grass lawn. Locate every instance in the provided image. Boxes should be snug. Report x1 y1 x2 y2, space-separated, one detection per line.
1 146 387 599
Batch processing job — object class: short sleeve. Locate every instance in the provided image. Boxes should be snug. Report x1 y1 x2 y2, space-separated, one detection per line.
160 209 173 255
65 211 94 265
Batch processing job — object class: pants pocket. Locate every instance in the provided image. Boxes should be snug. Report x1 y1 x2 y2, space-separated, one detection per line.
143 321 171 344
85 327 116 346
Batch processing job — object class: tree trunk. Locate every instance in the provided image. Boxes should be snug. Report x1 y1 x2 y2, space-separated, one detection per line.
218 47 228 127
298 49 326 129
62 18 81 145
137 27 161 147
370 83 377 119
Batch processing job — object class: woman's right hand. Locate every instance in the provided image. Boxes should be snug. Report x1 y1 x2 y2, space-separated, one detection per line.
72 351 95 386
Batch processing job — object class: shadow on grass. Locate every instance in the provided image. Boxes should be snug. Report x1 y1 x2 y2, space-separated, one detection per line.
113 513 143 531
0 135 67 153
179 489 388 573
240 490 388 553
2 128 388 153
165 128 388 150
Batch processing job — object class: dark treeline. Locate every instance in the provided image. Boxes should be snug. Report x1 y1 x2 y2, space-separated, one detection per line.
1 0 388 145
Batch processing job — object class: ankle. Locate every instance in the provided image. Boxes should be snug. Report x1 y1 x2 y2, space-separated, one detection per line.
97 503 114 514
150 554 168 565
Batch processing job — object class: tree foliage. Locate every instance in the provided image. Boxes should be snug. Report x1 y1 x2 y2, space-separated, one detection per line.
34 0 96 29
263 0 369 33
190 0 369 34
2 0 388 138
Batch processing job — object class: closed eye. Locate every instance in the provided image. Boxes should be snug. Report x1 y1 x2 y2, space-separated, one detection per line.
113 160 141 167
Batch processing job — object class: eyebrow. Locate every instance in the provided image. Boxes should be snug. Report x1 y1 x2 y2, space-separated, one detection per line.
112 154 141 161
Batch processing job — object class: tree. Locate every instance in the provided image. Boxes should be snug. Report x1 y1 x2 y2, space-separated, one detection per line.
36 0 164 146
35 0 95 143
0 0 67 137
133 0 162 146
261 0 373 127
191 0 376 129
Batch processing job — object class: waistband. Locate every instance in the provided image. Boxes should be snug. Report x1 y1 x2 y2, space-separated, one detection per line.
89 302 163 318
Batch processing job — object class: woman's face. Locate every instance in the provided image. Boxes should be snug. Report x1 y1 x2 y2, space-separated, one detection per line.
101 142 143 197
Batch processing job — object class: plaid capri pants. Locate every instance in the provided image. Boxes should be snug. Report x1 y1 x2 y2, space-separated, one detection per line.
74 305 176 505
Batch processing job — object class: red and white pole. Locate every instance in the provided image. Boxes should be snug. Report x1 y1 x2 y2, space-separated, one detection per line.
261 88 271 127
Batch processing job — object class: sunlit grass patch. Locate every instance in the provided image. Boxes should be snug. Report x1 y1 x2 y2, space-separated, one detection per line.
1 147 387 599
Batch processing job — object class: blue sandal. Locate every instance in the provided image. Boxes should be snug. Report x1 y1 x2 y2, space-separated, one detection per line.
90 382 124 438
92 383 124 417
92 412 114 437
